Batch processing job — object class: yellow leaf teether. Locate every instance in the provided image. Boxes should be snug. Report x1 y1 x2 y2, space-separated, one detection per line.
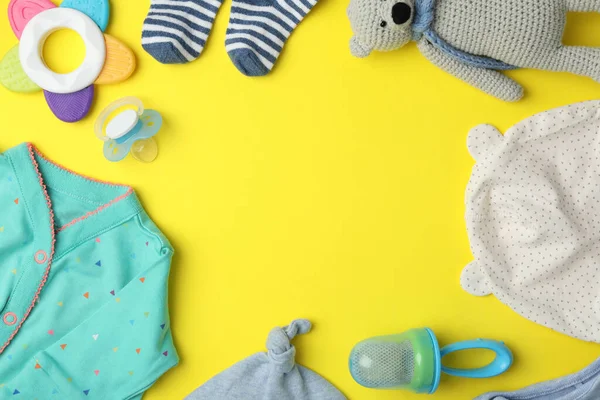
95 34 136 85
0 45 41 93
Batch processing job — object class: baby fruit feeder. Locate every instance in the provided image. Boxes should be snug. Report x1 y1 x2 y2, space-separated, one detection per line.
0 0 136 123
349 328 513 394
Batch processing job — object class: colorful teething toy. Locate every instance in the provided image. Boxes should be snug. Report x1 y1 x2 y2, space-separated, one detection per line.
0 0 136 122
95 97 163 163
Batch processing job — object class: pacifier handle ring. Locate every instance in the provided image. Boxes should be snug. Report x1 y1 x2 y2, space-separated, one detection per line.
439 339 513 379
94 96 144 141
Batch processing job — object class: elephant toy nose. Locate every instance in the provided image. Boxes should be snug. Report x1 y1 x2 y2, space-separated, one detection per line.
391 2 412 25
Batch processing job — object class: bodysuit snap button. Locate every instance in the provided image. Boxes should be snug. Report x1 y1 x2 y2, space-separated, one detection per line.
3 312 17 326
34 250 48 264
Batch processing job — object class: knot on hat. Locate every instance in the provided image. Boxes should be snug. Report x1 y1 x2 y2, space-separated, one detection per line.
266 319 312 374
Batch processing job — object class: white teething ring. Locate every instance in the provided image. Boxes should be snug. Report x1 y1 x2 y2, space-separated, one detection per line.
19 8 106 94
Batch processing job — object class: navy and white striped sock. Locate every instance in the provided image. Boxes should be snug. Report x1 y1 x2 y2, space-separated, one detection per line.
225 0 318 76
142 0 223 64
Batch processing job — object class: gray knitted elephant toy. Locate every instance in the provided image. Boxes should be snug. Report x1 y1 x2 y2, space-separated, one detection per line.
347 0 600 101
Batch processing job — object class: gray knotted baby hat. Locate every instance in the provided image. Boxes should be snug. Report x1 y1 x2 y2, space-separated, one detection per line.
185 320 346 400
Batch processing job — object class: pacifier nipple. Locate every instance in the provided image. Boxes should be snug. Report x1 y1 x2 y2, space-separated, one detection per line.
130 137 159 163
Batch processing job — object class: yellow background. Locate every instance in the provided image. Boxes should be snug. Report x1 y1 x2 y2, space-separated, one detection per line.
2 1 600 398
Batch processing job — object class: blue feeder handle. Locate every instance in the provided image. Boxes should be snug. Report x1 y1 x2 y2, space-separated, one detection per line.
440 339 513 378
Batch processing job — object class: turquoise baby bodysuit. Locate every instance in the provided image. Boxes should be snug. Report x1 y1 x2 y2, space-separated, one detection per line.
0 143 178 399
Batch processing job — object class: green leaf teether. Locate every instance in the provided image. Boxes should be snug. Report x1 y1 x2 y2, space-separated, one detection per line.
0 45 41 93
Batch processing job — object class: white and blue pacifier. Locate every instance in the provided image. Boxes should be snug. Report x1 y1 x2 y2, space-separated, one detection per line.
94 97 162 163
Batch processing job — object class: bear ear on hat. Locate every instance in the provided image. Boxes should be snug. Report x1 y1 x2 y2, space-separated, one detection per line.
467 124 504 161
461 261 492 297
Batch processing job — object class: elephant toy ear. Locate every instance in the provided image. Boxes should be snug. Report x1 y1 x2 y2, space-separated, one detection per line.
350 36 372 58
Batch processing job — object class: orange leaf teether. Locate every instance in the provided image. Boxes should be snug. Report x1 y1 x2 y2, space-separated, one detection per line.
95 34 136 85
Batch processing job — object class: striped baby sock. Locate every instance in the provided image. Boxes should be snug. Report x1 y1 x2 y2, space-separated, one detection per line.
142 0 224 64
225 0 318 76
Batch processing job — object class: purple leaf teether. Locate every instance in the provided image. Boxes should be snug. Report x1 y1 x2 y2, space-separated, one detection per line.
44 85 94 123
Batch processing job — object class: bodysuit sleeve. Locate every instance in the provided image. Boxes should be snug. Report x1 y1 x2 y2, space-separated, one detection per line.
29 213 178 399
